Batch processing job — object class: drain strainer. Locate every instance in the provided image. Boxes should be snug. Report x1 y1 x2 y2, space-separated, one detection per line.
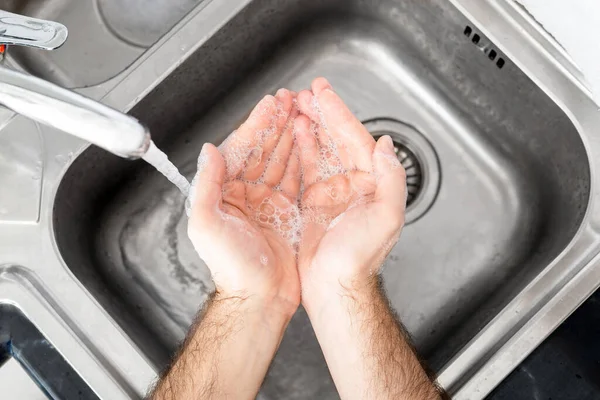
364 119 440 224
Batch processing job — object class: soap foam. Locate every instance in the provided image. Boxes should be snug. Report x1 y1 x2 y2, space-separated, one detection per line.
250 197 302 246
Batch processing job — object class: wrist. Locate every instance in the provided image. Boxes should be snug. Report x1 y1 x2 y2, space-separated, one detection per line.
213 288 298 322
302 273 382 318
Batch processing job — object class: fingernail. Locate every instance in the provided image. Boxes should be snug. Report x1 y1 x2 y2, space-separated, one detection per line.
201 142 213 156
381 135 395 154
317 77 333 90
197 144 210 171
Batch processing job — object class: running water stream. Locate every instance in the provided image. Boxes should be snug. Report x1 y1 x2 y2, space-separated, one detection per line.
142 141 191 197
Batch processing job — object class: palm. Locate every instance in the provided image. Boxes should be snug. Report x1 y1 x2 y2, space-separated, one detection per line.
220 181 300 293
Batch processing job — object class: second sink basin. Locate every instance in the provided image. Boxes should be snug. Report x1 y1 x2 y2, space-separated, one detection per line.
0 0 201 88
52 0 590 397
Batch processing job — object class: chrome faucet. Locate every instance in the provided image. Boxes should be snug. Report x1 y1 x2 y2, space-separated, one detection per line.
0 9 68 50
0 10 150 159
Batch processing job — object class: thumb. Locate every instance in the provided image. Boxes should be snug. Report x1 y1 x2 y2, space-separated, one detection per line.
373 135 407 214
190 143 226 221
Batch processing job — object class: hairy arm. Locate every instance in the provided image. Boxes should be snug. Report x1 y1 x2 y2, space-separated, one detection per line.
148 293 293 400
149 90 301 399
304 277 442 400
294 77 442 399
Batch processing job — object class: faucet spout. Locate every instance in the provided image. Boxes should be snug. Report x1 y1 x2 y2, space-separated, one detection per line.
0 67 150 159
0 9 149 159
0 10 68 50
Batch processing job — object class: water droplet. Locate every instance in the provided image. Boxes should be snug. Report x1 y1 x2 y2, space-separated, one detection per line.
55 152 74 165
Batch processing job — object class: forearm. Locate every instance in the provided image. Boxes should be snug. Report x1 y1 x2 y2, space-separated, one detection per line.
149 292 293 400
305 277 440 400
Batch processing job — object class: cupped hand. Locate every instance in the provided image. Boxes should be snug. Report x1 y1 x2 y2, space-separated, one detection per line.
294 78 407 301
188 78 407 312
188 89 302 314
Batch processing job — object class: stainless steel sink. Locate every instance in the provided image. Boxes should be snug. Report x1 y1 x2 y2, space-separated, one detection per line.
2 0 600 399
0 0 201 88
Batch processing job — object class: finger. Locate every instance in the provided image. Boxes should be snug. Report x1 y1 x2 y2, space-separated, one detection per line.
275 88 295 112
242 134 278 181
373 135 407 212
290 90 299 111
262 106 298 187
219 95 279 179
296 90 320 123
296 90 324 146
242 90 294 181
295 114 320 187
311 77 333 95
280 147 301 199
348 170 377 201
297 87 352 169
190 143 226 222
316 120 349 171
315 88 376 172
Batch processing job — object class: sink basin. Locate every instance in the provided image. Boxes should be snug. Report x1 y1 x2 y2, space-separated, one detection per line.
49 0 595 398
0 304 100 399
0 0 201 88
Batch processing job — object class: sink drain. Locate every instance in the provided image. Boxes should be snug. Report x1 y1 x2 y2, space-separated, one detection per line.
364 119 440 224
